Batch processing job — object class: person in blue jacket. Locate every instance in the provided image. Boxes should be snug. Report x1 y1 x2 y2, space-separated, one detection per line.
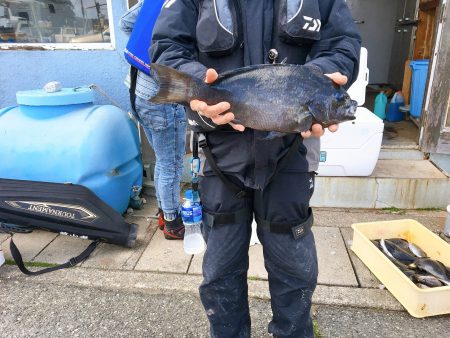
151 1 360 337
120 1 186 240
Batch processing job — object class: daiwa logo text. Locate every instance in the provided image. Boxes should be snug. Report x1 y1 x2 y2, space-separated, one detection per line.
303 16 321 32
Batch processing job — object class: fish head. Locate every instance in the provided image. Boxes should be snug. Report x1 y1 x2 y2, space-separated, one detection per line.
309 88 357 127
330 90 358 124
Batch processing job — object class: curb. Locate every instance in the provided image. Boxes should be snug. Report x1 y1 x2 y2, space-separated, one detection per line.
0 266 404 312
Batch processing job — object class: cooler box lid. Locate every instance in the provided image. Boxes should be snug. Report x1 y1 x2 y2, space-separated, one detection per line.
347 47 369 107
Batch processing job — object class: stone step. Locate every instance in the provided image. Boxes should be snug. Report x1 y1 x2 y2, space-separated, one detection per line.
312 159 450 209
378 148 425 161
145 156 449 209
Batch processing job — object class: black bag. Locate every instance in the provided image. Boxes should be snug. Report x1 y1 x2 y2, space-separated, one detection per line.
0 178 138 275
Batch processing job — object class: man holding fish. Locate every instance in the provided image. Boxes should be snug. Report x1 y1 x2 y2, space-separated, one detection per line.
150 0 361 337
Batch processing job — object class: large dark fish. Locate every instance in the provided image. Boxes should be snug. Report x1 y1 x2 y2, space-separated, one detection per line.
149 63 357 134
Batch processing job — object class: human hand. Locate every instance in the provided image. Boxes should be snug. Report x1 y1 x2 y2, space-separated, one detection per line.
190 69 245 132
300 72 348 138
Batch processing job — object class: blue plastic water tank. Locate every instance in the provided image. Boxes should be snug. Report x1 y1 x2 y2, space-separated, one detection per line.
0 86 143 214
409 60 430 118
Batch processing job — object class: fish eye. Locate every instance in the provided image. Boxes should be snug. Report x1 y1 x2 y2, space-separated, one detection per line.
334 92 345 101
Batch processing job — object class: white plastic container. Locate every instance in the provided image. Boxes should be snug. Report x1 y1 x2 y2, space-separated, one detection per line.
317 47 384 177
317 107 384 176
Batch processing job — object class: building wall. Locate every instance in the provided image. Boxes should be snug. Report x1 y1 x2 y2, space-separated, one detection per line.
430 153 450 177
0 1 131 111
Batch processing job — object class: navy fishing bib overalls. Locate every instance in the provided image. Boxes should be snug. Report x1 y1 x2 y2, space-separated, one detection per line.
150 0 361 337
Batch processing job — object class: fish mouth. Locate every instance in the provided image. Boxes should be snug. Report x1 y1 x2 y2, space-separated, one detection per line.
337 99 357 121
349 100 358 114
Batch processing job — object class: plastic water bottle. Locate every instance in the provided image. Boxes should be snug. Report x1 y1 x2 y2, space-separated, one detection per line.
386 91 405 122
373 91 387 120
181 190 206 255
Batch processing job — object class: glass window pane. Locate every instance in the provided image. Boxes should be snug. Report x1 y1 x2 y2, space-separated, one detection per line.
0 0 110 43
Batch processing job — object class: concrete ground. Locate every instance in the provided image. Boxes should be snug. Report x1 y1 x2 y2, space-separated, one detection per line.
1 203 450 337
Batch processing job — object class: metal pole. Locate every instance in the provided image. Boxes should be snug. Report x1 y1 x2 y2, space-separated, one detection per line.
80 0 85 19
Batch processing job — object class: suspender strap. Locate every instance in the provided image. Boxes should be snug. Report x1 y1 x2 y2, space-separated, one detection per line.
10 237 99 276
193 131 199 159
198 133 248 198
203 208 252 227
256 208 314 240
266 134 302 184
203 207 313 239
192 132 200 192
196 133 302 198
129 66 139 113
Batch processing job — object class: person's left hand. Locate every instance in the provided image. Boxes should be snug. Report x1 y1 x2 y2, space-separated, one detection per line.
300 72 348 139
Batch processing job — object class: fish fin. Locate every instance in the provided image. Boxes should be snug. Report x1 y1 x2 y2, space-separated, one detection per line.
217 64 290 81
259 131 287 140
150 63 203 105
295 112 314 133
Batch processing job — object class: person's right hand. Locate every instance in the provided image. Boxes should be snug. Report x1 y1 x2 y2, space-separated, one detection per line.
190 69 245 132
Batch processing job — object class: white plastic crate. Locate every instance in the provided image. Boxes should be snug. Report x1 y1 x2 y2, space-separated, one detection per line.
351 219 450 318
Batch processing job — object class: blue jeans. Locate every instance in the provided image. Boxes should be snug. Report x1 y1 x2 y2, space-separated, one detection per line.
134 96 186 220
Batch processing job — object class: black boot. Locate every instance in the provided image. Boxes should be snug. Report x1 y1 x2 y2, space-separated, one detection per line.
163 215 185 240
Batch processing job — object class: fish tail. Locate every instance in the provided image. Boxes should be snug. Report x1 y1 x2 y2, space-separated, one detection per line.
149 63 204 105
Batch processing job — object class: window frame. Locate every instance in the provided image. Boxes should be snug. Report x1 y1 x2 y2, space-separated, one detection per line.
0 0 116 50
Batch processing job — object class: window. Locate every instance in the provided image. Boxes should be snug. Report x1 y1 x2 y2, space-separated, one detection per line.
0 0 111 45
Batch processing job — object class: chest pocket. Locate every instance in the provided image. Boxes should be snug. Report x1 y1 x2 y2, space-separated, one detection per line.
196 0 241 56
278 0 321 45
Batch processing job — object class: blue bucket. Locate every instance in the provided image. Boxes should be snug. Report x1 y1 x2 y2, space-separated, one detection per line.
409 60 429 118
386 92 405 122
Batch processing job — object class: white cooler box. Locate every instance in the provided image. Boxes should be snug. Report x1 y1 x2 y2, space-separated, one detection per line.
317 107 384 176
317 47 384 177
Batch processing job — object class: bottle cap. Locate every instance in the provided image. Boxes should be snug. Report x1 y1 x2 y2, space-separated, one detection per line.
185 189 193 200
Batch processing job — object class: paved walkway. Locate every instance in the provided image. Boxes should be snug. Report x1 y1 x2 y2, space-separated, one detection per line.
0 203 449 314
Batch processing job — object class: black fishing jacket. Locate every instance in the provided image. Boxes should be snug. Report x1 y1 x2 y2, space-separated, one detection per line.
150 0 361 190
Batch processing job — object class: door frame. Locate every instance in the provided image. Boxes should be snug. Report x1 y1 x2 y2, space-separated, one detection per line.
420 0 450 153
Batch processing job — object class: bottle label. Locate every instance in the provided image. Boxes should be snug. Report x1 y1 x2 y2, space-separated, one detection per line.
181 204 202 224
192 205 202 223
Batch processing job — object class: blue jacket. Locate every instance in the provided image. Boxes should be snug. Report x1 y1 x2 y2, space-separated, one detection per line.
150 0 361 189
